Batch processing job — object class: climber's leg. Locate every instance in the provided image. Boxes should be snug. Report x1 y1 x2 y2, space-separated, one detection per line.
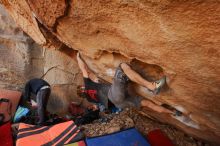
36 88 50 125
76 52 99 83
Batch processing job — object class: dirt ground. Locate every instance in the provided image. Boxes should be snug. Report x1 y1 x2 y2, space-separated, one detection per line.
81 108 211 146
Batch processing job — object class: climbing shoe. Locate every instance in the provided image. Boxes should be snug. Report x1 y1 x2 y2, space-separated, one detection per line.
174 110 183 117
153 76 166 94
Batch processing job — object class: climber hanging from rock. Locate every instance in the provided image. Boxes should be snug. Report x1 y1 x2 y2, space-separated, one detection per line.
76 52 179 115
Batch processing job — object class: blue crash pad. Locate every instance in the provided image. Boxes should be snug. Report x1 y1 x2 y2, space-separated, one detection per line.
86 128 150 146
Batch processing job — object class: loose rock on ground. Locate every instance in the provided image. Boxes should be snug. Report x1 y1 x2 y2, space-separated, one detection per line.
82 108 211 146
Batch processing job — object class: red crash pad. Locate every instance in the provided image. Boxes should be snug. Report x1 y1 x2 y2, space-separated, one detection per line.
0 122 13 146
147 129 175 146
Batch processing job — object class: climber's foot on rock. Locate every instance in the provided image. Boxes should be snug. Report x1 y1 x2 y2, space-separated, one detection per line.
149 76 166 94
173 110 183 117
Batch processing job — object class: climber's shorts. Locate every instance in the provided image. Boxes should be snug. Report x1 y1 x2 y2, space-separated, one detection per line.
108 63 143 109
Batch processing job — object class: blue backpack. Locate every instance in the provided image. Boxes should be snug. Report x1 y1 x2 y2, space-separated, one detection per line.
13 106 30 123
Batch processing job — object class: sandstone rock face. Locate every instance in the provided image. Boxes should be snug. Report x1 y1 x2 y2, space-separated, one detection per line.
0 4 44 89
0 4 82 115
1 0 220 144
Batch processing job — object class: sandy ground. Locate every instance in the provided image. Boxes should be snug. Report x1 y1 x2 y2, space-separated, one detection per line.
82 108 211 146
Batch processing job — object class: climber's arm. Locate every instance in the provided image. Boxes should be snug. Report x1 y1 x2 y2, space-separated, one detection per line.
76 52 100 83
120 63 155 91
76 52 89 78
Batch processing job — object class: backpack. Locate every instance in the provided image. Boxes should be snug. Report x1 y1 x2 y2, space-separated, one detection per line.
0 89 21 123
0 98 12 125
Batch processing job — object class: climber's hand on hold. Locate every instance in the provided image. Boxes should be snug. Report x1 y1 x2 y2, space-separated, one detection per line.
87 104 98 111
81 98 98 111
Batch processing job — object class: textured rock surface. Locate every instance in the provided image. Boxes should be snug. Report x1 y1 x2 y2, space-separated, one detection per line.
0 0 220 144
0 4 82 115
0 4 44 89
43 49 83 115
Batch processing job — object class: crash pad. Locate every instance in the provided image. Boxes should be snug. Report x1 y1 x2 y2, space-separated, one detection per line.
147 129 175 146
16 121 84 146
86 128 150 146
0 122 13 146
